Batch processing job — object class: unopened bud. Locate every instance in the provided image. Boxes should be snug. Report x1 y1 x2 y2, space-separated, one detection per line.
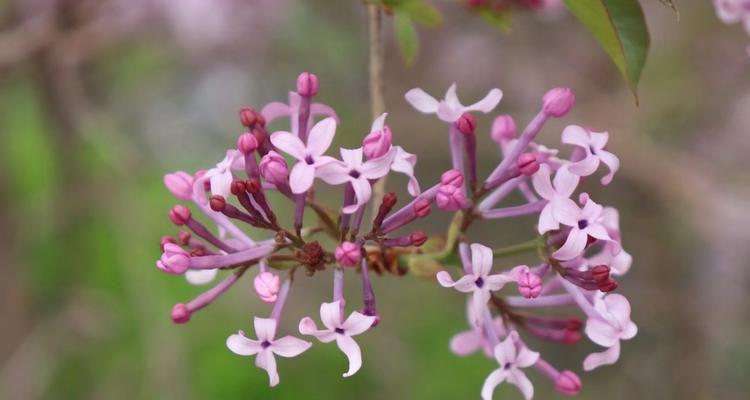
335 241 361 267
517 153 540 176
491 114 516 143
591 265 610 282
237 132 259 154
517 270 542 298
555 370 582 396
362 126 393 159
542 87 576 118
239 107 262 128
254 272 281 303
209 195 227 212
169 205 191 225
414 198 432 218
410 231 428 247
440 169 464 187
163 171 194 201
259 151 289 186
456 112 477 135
296 72 319 97
171 303 191 324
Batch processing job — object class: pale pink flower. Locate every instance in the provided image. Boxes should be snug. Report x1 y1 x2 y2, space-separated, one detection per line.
450 298 507 357
552 195 613 261
262 92 337 136
270 117 338 194
583 294 637 371
562 125 620 185
481 331 540 400
299 300 376 377
192 150 245 203
531 164 580 234
405 83 503 123
390 146 421 196
586 207 632 275
317 147 397 214
227 317 312 386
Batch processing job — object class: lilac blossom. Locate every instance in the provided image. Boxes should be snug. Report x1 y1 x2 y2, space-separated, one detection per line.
562 125 620 184
405 83 503 123
192 150 245 203
481 331 540 400
531 164 580 234
451 298 507 357
583 294 638 371
552 195 614 261
262 92 337 136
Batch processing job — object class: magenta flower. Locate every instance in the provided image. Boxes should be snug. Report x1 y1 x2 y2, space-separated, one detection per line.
299 300 377 377
583 294 637 371
334 241 361 267
562 125 620 185
262 92 337 136
270 117 338 194
531 164 580 234
405 83 503 123
481 331 540 400
317 147 396 214
552 195 613 261
227 317 312 387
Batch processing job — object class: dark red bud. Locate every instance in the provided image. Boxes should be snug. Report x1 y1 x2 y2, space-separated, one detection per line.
230 180 247 196
410 231 428 247
245 178 261 194
457 112 477 135
598 278 619 292
591 265 610 283
209 195 227 212
414 198 432 218
178 231 191 245
190 248 206 257
171 303 191 324
383 192 398 208
160 236 176 251
239 107 258 128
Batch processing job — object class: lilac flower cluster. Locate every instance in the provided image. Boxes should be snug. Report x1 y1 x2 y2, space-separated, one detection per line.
158 72 636 398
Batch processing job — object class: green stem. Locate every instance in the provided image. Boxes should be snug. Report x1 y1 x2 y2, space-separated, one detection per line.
493 237 544 258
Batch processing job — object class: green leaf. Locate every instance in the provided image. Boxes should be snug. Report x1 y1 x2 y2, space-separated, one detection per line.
394 12 419 65
400 1 442 27
563 0 650 101
478 8 512 32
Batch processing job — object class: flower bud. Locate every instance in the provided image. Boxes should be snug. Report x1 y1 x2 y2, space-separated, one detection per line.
436 184 468 211
517 270 542 298
230 180 247 196
410 231 428 247
598 278 618 292
157 243 190 274
414 198 432 218
178 231 191 245
517 153 540 176
169 205 191 225
456 112 477 135
245 178 261 194
237 132 259 154
254 272 280 303
209 195 226 212
259 151 289 186
542 87 576 118
563 328 582 346
164 171 194 201
171 303 191 324
491 114 516 143
555 370 582 396
160 236 176 251
239 107 263 128
296 72 319 97
591 265 610 283
335 241 361 267
440 169 464 187
362 126 393 159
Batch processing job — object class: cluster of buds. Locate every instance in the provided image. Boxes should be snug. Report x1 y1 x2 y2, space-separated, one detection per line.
157 72 636 397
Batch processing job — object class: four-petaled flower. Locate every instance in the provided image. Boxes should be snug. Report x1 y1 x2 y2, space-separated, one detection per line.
227 317 312 387
532 164 580 234
562 125 620 185
552 195 614 261
405 83 503 123
317 147 397 214
481 331 540 400
270 117 338 194
299 300 377 377
192 150 245 203
583 293 638 371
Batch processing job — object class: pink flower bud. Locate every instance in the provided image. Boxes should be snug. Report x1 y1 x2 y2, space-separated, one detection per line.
410 231 428 247
253 272 280 303
440 169 464 187
517 153 540 176
237 132 259 154
335 241 361 267
160 236 176 251
555 370 582 396
491 114 516 143
542 87 576 118
296 72 319 97
171 303 191 324
517 270 542 298
169 205 191 225
563 329 582 346
259 151 289 186
164 171 194 201
362 126 393 159
456 112 477 135
157 243 190 274
414 198 432 218
239 107 264 128
436 184 468 211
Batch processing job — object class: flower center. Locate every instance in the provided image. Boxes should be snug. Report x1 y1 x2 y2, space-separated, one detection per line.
261 340 271 349
335 327 346 335
577 219 588 229
503 362 512 370
349 169 361 179
589 145 597 155
475 277 485 288
305 155 315 165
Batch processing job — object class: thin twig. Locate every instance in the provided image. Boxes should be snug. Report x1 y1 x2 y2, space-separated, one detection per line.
368 4 387 216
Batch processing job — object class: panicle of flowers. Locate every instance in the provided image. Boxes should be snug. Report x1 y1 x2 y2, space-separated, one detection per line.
156 73 636 397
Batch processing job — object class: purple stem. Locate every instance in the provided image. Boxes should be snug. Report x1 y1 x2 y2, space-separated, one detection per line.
380 184 440 234
340 184 355 236
463 131 477 190
185 218 236 253
189 244 275 269
480 200 548 219
186 268 247 313
448 124 465 177
195 201 255 247
333 267 344 303
477 176 525 211
361 258 377 317
298 95 311 142
459 242 473 275
559 277 599 318
294 194 305 235
481 306 500 347
486 111 548 184
270 279 291 321
534 357 561 381
505 294 577 308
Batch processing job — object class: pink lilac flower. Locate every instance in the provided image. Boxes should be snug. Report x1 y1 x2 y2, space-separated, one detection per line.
334 242 361 267
262 92 337 136
531 164 580 234
552 195 614 261
299 300 377 377
270 117 338 194
227 317 311 386
192 150 245 203
562 125 620 185
583 293 637 371
481 331 540 400
316 147 397 214
451 298 508 357
390 146 421 196
405 83 503 123
585 207 632 275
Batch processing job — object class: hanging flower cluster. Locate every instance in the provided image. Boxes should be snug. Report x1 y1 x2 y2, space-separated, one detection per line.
158 72 636 398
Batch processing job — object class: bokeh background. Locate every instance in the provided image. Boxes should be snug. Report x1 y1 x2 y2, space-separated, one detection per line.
1 1 749 399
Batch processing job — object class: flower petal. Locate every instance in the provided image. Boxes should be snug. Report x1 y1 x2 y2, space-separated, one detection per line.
598 150 620 185
568 155 600 177
444 83 461 109
270 131 306 160
552 198 581 227
335 334 363 377
311 102 338 120
532 164 555 200
298 317 336 343
390 147 420 196
209 169 233 198
537 203 559 234
561 125 590 148
320 300 344 330
261 102 292 124
450 330 484 356
226 332 262 356
361 148 396 179
316 160 351 185
515 346 540 368
481 369 508 400
270 335 312 357
405 88 439 114
602 293 632 326
553 166 580 198
494 332 518 365
585 318 619 347
340 147 364 168
583 342 621 371
437 100 463 122
553 228 588 261
470 243 494 277
342 178 372 214
586 223 612 241
465 88 503 114
370 112 388 133
507 369 535 400
255 349 280 387
590 131 609 150
485 273 516 291
253 317 277 342
289 162 316 194
307 117 337 156
185 268 218 285
342 311 376 336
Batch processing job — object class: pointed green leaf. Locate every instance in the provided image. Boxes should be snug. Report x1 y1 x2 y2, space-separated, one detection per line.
401 1 442 27
394 12 419 65
563 0 650 101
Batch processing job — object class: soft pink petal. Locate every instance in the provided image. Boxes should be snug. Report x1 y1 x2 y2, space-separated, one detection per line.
255 349 279 387
405 88 439 114
598 150 620 185
481 369 508 400
585 223 612 241
472 290 491 321
437 101 463 122
342 178 372 214
590 131 609 150
315 161 350 185
494 333 518 365
553 166 580 198
444 83 461 109
340 148 364 168
553 229 588 261
370 112 388 132
552 198 581 227
568 155 600 177
311 102 338 121
507 369 535 400
209 170 233 198
335 335 363 377
270 336 311 357
581 198 604 220
261 102 292 124
531 164 555 200
390 147 420 196
436 271 476 292
342 311 376 336
450 330 484 356
270 131 306 160
621 321 638 340
485 273 516 291
226 332 262 356
583 342 620 371
361 148 396 179
253 317 277 342
585 318 619 347
515 346 540 368
298 317 336 343
320 301 344 330
609 249 632 275
185 268 218 285
465 88 503 114
602 294 632 326
470 243 494 277
289 162 316 194
307 117 337 156
561 125 590 148
537 204 559 234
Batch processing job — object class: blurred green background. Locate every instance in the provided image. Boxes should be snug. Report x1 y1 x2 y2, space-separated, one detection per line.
1 1 749 399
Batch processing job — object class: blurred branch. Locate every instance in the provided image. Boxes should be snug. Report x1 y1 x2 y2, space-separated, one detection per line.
369 4 387 215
